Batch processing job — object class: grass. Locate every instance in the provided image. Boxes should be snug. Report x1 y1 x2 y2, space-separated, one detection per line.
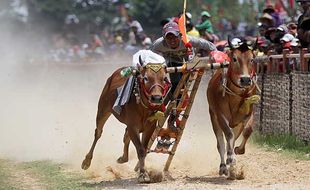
251 132 310 160
19 160 92 190
0 159 19 190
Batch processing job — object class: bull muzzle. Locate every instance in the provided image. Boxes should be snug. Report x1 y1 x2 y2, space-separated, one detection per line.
150 95 163 104
240 76 252 87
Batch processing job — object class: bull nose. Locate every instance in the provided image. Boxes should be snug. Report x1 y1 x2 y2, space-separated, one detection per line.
151 95 163 104
240 76 251 86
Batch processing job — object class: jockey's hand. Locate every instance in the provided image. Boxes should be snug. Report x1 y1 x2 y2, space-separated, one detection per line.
185 42 195 60
185 42 192 49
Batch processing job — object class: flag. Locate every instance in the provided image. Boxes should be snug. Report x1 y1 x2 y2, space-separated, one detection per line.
178 0 188 44
178 14 188 44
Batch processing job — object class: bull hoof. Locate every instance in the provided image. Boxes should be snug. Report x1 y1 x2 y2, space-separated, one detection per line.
134 164 139 172
81 157 92 170
117 156 128 164
234 147 245 155
138 172 151 183
219 164 228 176
227 164 237 180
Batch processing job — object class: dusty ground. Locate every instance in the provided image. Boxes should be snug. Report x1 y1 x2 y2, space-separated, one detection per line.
0 55 309 190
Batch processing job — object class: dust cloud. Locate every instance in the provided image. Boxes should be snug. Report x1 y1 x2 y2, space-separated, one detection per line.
0 24 219 179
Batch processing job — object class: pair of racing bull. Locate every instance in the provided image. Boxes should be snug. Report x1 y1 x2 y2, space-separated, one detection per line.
81 38 260 183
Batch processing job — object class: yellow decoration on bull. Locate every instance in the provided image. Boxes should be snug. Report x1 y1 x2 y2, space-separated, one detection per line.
239 95 261 114
147 111 165 122
145 64 164 73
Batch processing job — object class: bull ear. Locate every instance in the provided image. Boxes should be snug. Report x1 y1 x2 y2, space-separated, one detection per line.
227 36 233 49
139 55 144 67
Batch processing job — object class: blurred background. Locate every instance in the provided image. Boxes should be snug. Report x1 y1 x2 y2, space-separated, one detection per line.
0 0 306 180
0 0 302 63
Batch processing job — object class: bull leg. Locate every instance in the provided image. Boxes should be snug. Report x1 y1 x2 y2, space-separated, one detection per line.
209 109 228 176
232 122 244 141
81 101 111 170
235 114 254 155
128 127 150 183
224 127 236 166
215 112 237 180
117 128 130 163
222 126 238 180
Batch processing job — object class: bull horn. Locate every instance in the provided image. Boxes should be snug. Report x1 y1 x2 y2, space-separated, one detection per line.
139 55 144 66
227 36 233 49
252 37 258 50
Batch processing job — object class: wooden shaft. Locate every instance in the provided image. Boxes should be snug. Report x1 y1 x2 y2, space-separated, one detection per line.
164 70 204 171
166 61 229 73
165 73 190 116
146 73 189 151
176 73 196 111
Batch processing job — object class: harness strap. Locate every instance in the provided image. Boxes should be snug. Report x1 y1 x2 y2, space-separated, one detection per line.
222 74 258 98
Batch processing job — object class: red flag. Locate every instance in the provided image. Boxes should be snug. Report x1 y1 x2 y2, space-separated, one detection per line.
178 14 188 44
178 0 189 44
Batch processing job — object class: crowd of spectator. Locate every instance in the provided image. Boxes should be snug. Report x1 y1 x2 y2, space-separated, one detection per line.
47 15 152 63
257 1 310 56
46 1 310 64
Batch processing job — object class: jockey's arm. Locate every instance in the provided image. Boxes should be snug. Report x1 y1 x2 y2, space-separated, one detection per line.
188 36 217 55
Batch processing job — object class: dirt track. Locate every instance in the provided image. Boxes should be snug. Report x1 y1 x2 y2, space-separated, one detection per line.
0 57 309 189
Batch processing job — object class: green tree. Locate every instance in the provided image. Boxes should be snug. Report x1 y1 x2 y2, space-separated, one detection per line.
129 0 173 34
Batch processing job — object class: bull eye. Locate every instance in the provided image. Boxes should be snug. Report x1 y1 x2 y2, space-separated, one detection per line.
232 56 240 68
143 76 149 83
163 76 169 83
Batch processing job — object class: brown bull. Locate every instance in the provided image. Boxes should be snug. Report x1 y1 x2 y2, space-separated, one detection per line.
81 60 170 183
207 38 260 179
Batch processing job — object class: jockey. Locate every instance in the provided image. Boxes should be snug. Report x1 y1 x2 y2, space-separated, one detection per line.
151 21 216 94
150 21 216 129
